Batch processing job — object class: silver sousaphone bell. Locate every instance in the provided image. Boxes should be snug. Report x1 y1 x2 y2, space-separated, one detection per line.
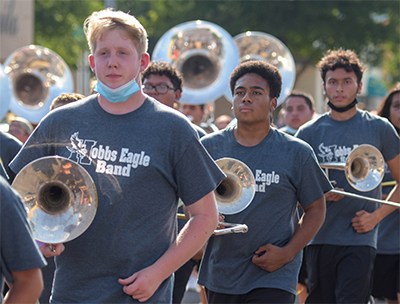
0 64 12 121
232 31 296 106
152 20 240 105
213 158 255 236
3 45 74 124
12 156 97 244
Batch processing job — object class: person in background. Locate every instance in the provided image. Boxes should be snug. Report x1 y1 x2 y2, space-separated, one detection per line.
296 49 400 304
141 60 206 303
214 114 232 130
371 83 400 304
198 60 331 304
7 116 33 143
179 102 218 134
50 92 86 111
0 175 47 303
10 9 223 303
279 90 315 136
278 90 316 303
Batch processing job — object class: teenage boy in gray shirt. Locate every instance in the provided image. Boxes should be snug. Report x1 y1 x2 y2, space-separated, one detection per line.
10 9 224 303
296 48 400 303
198 60 332 303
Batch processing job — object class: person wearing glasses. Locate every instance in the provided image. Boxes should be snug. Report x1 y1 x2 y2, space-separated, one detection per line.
142 61 207 303
142 61 206 138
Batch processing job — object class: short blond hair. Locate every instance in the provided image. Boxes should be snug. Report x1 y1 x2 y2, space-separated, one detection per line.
83 8 148 56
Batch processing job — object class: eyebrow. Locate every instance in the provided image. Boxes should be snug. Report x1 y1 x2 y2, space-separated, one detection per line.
327 77 355 81
235 85 266 91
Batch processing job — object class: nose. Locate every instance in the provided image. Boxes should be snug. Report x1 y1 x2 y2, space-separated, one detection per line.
108 53 118 68
241 92 252 103
336 82 344 91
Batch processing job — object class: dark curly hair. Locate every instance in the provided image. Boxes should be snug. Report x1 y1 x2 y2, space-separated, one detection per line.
229 60 282 99
317 48 365 84
142 61 183 92
377 82 400 134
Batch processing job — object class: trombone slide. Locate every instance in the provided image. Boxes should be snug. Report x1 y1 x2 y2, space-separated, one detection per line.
213 222 248 236
176 213 248 235
330 189 400 208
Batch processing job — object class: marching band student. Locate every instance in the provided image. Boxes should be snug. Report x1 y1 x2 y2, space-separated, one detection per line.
296 49 400 303
279 90 315 136
0 175 46 303
371 83 400 304
10 9 224 303
198 60 331 304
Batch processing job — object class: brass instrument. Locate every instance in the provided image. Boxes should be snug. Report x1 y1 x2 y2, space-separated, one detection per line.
233 31 296 106
3 45 74 124
152 20 240 105
177 158 255 235
0 64 12 121
321 144 400 208
12 156 97 244
382 181 396 187
213 158 255 236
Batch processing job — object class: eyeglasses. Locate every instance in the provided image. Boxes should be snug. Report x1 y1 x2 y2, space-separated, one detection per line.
142 84 175 94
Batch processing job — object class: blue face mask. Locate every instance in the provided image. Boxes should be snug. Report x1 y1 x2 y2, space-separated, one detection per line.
94 77 140 103
94 62 142 103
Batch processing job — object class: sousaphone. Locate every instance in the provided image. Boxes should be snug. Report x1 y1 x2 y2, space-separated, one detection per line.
0 64 11 121
152 20 240 105
12 156 97 244
3 45 74 124
233 31 296 106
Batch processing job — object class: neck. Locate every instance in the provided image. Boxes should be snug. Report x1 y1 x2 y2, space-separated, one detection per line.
97 91 146 114
234 121 271 147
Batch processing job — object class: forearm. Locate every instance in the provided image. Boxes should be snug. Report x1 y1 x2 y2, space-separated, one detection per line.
284 197 326 259
372 185 399 223
149 192 218 281
4 269 43 304
151 210 218 281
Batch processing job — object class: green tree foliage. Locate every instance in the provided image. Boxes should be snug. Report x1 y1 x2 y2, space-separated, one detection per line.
34 0 103 68
35 0 399 85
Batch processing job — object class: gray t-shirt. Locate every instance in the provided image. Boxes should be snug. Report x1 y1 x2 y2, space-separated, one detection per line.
296 109 400 248
198 127 332 295
376 167 399 254
10 95 225 303
0 176 47 302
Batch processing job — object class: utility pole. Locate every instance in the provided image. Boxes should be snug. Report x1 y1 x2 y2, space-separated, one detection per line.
104 0 117 9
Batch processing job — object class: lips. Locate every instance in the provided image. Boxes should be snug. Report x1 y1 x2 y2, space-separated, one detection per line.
107 74 121 79
239 106 253 112
334 96 346 101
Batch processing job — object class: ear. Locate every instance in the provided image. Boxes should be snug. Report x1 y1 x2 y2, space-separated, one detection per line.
270 97 277 111
322 82 327 95
357 81 363 94
89 54 95 73
174 90 182 103
140 53 150 72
